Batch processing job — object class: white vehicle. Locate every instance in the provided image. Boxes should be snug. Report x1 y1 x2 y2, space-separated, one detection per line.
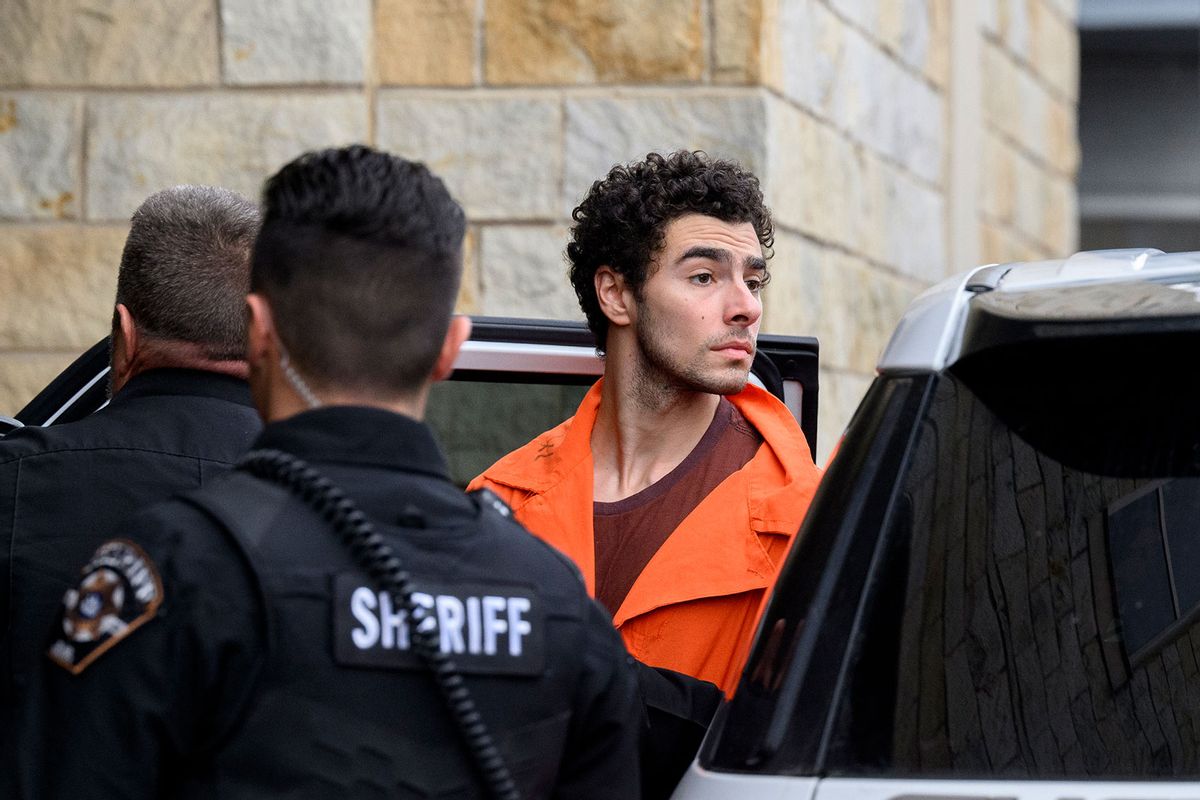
675 249 1200 799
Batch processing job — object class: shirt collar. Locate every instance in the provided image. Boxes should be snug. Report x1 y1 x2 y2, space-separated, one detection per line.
114 368 254 408
252 406 451 479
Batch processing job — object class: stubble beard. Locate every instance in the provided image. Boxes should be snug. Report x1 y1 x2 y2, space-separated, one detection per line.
631 302 751 411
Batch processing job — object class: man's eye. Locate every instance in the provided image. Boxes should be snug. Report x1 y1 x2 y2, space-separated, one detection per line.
690 273 713 286
747 272 771 293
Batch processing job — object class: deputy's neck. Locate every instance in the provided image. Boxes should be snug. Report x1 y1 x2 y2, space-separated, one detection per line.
258 368 427 424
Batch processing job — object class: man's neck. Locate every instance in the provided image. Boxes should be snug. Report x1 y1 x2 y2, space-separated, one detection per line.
114 343 248 396
591 361 722 503
260 367 427 424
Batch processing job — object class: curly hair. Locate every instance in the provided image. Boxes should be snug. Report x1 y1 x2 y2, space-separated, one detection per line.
567 150 774 350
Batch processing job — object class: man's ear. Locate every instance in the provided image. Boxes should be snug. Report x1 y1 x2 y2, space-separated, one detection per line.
595 266 633 328
245 293 276 370
109 303 139 392
431 315 471 383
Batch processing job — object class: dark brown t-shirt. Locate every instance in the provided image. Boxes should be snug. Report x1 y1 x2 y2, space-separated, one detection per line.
593 398 763 616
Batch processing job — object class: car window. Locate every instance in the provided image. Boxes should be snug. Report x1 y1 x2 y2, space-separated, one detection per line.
1106 482 1197 657
426 379 590 487
824 369 1200 780
426 324 818 487
713 319 1200 780
706 374 932 775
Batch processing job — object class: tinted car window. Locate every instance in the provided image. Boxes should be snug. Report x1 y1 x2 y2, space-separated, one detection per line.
829 371 1200 779
709 314 1200 781
426 379 589 487
1108 487 1178 655
707 375 932 775
1162 481 1200 610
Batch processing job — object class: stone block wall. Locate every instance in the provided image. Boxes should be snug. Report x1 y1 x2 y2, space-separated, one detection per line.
0 0 1080 462
979 0 1081 264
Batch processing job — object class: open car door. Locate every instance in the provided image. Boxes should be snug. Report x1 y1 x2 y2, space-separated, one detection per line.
4 319 820 486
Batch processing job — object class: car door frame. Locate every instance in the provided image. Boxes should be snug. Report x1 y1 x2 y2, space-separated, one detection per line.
6 318 820 460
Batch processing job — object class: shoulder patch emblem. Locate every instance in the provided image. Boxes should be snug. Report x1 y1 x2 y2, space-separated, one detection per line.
47 539 163 675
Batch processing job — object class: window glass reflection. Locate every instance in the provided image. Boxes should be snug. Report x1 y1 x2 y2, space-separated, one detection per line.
1164 481 1200 610
426 380 588 487
1108 491 1175 654
883 374 1199 779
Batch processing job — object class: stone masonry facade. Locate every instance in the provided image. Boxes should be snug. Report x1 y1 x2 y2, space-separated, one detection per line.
0 0 1080 462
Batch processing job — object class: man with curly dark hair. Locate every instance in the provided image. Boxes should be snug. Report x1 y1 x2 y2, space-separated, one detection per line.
471 150 822 795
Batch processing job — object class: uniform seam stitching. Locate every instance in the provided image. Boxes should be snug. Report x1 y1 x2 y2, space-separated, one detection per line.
0 448 237 468
174 490 274 753
4 460 19 643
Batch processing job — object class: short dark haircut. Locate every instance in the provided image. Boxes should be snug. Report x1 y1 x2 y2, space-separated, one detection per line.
252 145 466 397
116 185 261 360
567 150 774 349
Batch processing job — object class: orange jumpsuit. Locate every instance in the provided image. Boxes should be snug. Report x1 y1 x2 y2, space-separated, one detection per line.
469 380 821 695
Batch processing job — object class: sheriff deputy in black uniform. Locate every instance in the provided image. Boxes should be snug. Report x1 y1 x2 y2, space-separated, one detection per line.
16 146 641 799
0 186 262 753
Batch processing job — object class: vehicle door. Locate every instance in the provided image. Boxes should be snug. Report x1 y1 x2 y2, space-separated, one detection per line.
677 321 1200 799
425 318 819 486
3 319 821 476
3 338 112 433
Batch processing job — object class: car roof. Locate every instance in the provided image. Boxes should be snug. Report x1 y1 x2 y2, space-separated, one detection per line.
877 248 1200 373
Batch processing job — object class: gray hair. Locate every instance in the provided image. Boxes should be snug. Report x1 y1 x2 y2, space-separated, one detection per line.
115 185 261 360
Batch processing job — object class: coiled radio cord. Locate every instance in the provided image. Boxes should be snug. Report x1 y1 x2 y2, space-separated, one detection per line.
238 448 521 800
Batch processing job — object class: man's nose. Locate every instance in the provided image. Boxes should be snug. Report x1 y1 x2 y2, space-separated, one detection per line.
724 279 762 327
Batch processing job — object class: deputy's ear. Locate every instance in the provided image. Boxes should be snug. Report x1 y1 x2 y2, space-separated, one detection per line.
432 315 471 382
109 303 139 393
245 293 276 369
595 266 633 327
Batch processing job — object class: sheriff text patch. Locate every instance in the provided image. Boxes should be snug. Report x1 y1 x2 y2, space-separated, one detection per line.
333 573 544 676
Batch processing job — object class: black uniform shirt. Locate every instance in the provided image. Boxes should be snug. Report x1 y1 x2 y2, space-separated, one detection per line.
0 368 260 734
17 407 641 799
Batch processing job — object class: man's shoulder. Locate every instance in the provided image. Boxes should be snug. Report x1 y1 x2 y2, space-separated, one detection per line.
725 386 823 535
0 391 258 468
0 411 134 467
471 380 603 495
115 477 281 600
470 414 580 494
729 384 817 470
107 489 248 582
0 424 62 464
109 387 261 457
170 468 292 545
476 494 589 582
